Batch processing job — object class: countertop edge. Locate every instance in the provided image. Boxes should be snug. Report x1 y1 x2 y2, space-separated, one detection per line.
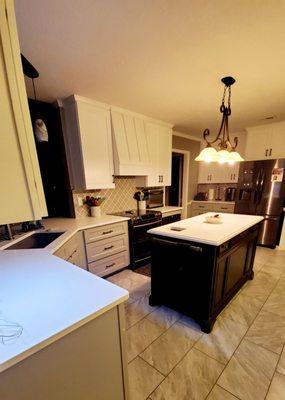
148 215 264 246
0 291 128 373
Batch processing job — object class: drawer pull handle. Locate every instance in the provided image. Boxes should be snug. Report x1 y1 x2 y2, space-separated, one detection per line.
102 230 113 235
104 245 114 251
106 262 116 268
221 207 228 210
189 245 202 253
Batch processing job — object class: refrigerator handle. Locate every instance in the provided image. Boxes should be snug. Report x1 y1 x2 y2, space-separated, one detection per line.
257 169 266 205
254 169 261 203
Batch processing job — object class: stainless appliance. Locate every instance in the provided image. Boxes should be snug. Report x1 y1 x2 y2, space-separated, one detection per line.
142 188 164 209
235 159 285 247
225 187 236 202
110 209 162 269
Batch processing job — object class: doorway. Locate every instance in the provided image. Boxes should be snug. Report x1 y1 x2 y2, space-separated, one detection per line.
165 149 189 219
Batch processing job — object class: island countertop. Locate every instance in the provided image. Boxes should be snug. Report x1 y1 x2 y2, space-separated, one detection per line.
148 212 264 246
0 251 128 372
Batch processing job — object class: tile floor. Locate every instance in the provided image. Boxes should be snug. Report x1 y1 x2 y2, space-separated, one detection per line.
108 247 285 400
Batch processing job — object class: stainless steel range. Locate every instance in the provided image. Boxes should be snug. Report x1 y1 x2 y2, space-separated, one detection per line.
110 209 162 269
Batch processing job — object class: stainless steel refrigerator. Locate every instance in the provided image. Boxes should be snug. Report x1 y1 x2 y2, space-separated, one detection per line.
235 159 285 248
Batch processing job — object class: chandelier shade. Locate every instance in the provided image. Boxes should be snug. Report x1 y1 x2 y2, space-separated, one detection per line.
195 77 244 164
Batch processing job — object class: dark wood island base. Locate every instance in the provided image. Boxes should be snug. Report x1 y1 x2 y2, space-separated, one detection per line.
149 223 260 333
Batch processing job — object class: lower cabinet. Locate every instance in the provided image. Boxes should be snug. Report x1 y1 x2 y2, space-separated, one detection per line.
190 201 235 217
161 212 182 225
54 232 87 269
54 221 130 277
0 305 128 400
84 221 130 277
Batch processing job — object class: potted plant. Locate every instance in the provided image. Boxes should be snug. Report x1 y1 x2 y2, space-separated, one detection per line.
84 195 105 217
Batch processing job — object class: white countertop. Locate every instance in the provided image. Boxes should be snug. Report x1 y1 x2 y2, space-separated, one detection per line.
152 206 183 214
0 215 129 253
0 250 128 372
148 212 263 246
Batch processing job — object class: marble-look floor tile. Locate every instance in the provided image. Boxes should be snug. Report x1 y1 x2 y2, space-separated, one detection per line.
107 269 151 301
263 290 285 318
207 385 239 400
151 348 224 400
218 339 278 400
241 271 278 302
194 316 247 364
126 317 164 362
253 261 264 274
125 294 157 329
128 357 164 400
277 347 285 375
141 320 202 375
254 248 272 264
220 292 263 328
259 265 284 279
266 372 285 400
146 306 181 330
246 309 285 354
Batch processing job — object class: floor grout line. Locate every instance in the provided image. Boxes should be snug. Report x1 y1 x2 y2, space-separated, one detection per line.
114 250 285 400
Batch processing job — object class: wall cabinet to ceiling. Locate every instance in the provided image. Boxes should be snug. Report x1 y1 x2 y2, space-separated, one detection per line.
245 122 285 161
136 121 172 187
62 95 115 190
0 0 47 225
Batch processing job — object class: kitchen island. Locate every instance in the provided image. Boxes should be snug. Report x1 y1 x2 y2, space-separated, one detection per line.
148 213 263 333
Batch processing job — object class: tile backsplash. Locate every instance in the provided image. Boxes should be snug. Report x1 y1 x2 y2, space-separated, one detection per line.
73 177 138 218
197 183 237 201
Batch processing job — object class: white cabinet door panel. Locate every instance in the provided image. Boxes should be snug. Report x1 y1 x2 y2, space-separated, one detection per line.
77 102 114 189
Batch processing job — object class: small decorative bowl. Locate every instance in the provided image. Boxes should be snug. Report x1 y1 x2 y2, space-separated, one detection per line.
205 214 223 224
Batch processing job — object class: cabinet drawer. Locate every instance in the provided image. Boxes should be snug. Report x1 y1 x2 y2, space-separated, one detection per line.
86 234 128 263
88 251 129 277
84 222 127 243
192 203 213 211
213 204 235 213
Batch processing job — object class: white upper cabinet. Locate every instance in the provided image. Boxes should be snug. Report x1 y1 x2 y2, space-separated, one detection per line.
0 0 47 225
111 107 151 175
62 95 115 190
245 122 285 160
136 121 172 187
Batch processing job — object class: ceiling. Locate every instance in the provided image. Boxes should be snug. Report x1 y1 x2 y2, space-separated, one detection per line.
14 0 285 136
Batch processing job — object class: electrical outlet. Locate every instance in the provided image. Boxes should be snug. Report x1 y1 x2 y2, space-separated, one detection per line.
77 197 84 207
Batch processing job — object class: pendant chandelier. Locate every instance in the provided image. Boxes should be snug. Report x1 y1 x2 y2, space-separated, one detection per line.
195 76 244 164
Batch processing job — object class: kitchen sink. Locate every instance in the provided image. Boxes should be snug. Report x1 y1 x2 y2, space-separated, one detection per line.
5 231 65 250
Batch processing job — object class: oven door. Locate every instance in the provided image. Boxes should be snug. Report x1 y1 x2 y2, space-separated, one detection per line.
131 220 162 268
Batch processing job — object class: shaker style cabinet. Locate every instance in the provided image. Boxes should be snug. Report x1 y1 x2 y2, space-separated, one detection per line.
136 121 173 187
245 122 285 161
0 0 47 225
62 95 115 190
198 162 239 184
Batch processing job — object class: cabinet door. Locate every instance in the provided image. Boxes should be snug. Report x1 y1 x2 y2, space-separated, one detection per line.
267 123 285 159
157 125 172 186
77 101 114 189
245 128 268 160
0 0 47 225
198 163 211 183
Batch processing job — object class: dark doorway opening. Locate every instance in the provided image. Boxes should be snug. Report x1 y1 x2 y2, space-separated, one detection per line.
165 152 184 206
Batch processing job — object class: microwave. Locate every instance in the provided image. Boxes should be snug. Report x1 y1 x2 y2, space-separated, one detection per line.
142 188 164 209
